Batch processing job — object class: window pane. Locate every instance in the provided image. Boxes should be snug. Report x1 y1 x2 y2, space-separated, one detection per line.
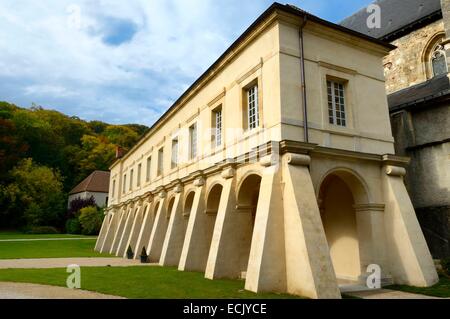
171 139 178 168
247 85 259 130
190 124 197 159
327 80 346 127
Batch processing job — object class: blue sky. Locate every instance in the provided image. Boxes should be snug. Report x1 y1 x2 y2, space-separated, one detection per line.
0 0 373 125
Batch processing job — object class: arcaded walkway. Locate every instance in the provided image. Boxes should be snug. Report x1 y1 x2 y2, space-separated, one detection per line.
0 282 124 299
0 257 156 269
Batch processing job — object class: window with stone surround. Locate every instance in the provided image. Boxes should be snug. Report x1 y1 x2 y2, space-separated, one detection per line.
327 80 346 127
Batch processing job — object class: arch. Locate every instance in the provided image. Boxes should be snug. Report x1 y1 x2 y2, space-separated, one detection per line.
234 173 262 278
166 196 176 220
317 167 370 205
317 169 371 282
422 32 447 79
236 170 262 203
184 190 196 216
206 183 223 215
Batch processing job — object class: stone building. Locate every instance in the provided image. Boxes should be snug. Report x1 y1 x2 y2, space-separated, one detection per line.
95 3 438 298
68 170 110 208
342 0 450 259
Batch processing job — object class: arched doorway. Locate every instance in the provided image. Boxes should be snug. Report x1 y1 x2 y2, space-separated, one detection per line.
318 170 368 282
205 184 222 252
235 173 262 278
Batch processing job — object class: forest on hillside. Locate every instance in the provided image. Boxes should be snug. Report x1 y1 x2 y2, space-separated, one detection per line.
0 101 148 230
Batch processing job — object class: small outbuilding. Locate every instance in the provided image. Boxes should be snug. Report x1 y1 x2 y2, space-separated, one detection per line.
68 170 110 208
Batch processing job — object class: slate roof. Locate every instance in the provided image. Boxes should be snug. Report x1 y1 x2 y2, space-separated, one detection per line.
340 0 442 41
69 170 110 195
388 74 450 111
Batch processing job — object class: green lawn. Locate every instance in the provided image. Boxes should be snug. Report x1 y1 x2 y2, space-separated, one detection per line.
0 266 299 299
0 231 94 240
0 238 109 259
387 276 450 298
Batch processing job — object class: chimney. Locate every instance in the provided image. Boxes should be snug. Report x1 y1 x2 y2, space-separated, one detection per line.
115 146 124 159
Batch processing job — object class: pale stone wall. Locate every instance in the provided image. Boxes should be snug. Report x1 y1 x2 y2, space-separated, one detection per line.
383 19 445 94
68 191 108 208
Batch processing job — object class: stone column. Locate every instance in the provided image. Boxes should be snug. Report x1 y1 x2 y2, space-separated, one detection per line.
178 176 208 271
354 203 391 284
147 190 168 262
95 208 111 251
133 198 154 259
122 198 146 258
160 184 186 266
116 202 137 256
381 163 438 286
245 154 287 293
205 173 239 279
282 153 341 299
99 209 119 253
110 205 129 254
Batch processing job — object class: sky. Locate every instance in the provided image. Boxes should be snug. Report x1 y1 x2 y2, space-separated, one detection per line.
0 0 374 126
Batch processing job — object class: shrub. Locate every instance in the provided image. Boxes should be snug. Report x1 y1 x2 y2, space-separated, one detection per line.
67 196 97 219
79 206 103 235
25 226 59 234
65 218 82 234
441 258 450 276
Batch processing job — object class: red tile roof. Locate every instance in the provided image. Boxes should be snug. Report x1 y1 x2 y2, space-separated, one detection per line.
69 170 110 195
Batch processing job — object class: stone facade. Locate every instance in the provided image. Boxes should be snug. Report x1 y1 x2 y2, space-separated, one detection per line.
383 19 445 94
386 0 450 259
94 4 438 298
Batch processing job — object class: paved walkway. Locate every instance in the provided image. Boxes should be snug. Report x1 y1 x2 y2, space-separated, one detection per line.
0 257 156 269
345 288 442 299
0 282 124 299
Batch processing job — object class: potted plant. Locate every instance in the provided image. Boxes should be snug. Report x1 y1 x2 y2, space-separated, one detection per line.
126 245 133 259
140 246 149 263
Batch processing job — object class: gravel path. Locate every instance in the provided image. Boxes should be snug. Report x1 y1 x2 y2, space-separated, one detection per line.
0 257 156 269
0 282 124 299
345 288 443 299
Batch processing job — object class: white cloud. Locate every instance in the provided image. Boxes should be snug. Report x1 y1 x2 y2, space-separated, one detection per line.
1 0 365 125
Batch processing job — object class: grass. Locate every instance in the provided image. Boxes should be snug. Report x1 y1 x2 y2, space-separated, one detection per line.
387 276 450 298
0 231 94 240
0 238 109 259
0 266 299 299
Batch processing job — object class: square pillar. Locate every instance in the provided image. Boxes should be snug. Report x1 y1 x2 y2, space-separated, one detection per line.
160 185 186 266
381 163 438 286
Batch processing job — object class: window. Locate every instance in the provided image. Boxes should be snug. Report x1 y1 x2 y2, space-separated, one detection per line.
327 80 346 127
171 138 179 168
146 156 151 182
137 163 142 187
122 174 127 194
129 169 134 191
189 123 197 159
157 147 164 176
112 180 116 198
431 44 447 77
246 85 259 130
212 107 222 147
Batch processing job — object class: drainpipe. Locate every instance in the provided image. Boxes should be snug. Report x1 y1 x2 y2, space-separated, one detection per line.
299 15 309 143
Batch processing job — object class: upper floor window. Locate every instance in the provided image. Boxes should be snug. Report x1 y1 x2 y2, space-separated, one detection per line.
129 169 134 191
157 147 164 176
327 80 346 127
425 35 448 79
431 44 447 77
189 123 197 159
246 84 259 130
146 156 151 182
137 163 141 187
112 180 116 198
171 138 179 168
122 174 127 194
212 106 222 147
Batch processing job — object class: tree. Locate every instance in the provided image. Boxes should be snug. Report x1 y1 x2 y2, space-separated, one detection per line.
78 206 103 235
1 158 66 227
